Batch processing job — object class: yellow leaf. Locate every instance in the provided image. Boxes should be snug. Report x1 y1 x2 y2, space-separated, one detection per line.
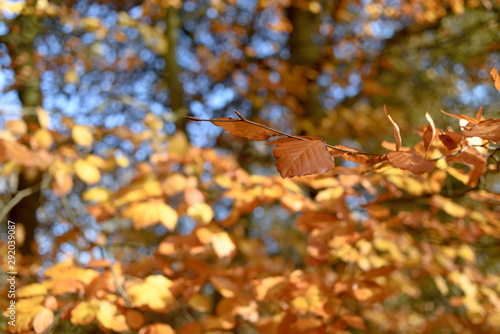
44 261 99 285
33 307 54 334
457 244 476 263
75 158 101 184
16 304 45 332
144 113 163 131
82 187 112 202
18 284 48 298
316 186 344 202
96 300 129 332
128 275 176 310
187 203 214 224
30 129 54 150
122 200 178 230
71 301 98 326
211 231 236 258
72 125 94 147
37 107 50 129
6 119 27 136
434 275 449 295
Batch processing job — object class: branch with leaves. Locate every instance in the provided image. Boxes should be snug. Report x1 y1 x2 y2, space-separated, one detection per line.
187 105 500 180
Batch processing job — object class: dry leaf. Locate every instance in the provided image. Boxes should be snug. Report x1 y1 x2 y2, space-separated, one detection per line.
268 136 335 178
490 66 500 92
387 151 434 174
37 107 51 129
138 323 175 334
187 114 280 141
462 118 500 142
72 125 94 147
384 105 402 151
127 275 176 310
74 158 101 184
122 200 178 230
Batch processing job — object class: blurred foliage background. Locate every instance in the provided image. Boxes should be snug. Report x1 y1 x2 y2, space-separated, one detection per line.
1 0 500 333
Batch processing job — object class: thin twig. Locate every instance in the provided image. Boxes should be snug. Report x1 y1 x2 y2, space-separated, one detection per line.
186 112 382 156
0 183 41 223
41 301 75 334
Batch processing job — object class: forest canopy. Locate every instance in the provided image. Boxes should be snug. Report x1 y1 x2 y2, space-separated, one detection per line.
1 0 500 333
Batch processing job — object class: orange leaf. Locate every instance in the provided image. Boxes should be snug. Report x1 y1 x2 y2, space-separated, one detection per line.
490 66 500 92
340 314 365 330
387 151 434 174
138 323 175 334
384 105 402 151
125 309 145 330
33 307 54 334
268 136 335 178
440 109 477 123
187 113 280 141
462 118 500 142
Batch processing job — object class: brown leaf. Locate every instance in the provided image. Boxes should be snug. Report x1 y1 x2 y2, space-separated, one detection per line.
340 314 365 330
424 112 436 155
438 131 463 150
267 136 335 178
186 115 280 141
462 118 500 142
491 66 500 92
384 105 402 151
460 150 487 186
387 151 434 174
440 110 477 123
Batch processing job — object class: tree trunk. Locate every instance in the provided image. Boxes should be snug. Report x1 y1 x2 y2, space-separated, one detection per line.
2 0 43 256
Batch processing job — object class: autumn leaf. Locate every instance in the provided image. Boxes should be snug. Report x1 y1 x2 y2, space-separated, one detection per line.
138 323 175 334
33 307 54 334
71 301 97 326
267 136 335 178
424 112 436 156
490 66 500 92
37 107 51 129
440 109 477 123
461 118 500 142
340 314 366 330
74 158 101 184
127 275 177 311
186 111 280 141
384 105 402 151
72 125 94 147
122 199 178 230
387 151 434 174
438 130 463 150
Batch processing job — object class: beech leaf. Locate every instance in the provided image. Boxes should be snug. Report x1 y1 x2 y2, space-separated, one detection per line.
440 110 477 123
186 114 280 141
384 106 402 151
462 118 500 142
438 130 463 150
267 136 335 178
490 66 500 92
387 151 434 174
